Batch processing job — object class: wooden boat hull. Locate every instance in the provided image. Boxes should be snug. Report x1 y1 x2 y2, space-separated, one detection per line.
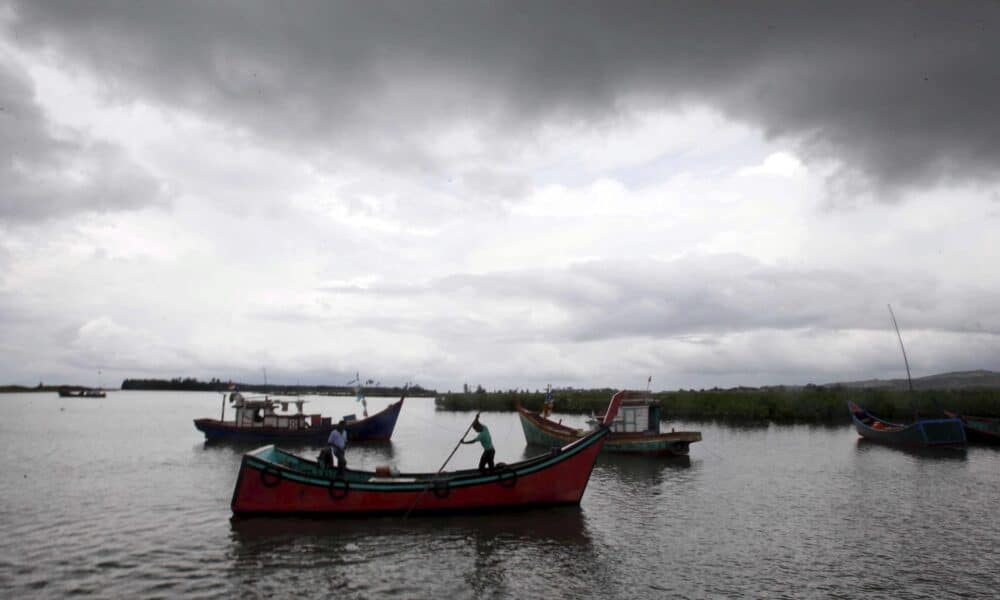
944 411 1000 444
195 398 404 443
231 426 609 516
517 405 700 456
848 401 965 447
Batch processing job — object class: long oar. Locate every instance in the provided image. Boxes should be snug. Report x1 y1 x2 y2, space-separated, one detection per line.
403 412 479 519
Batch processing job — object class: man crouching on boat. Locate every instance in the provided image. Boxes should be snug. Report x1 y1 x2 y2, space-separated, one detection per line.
461 416 495 474
327 420 348 480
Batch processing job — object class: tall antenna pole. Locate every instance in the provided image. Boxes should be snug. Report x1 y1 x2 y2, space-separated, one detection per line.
887 304 916 417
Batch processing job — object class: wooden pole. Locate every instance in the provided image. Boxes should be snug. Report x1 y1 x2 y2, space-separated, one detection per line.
403 412 479 519
888 304 917 419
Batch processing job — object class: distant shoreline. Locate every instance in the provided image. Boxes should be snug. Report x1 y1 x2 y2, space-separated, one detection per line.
7 375 1000 423
0 378 438 397
438 386 1000 423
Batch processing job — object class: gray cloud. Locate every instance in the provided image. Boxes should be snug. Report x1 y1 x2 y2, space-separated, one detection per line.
322 254 1000 344
0 58 165 222
6 1 1000 194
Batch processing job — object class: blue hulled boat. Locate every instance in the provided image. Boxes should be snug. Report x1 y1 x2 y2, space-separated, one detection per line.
847 401 965 447
195 391 404 443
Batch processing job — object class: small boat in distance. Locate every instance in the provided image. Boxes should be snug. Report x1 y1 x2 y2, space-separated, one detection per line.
943 410 1000 444
58 387 106 398
229 390 625 516
847 401 966 447
195 389 405 443
516 391 701 456
849 307 964 448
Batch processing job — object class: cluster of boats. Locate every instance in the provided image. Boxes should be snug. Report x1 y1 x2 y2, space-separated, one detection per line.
192 386 996 518
848 306 1000 448
848 401 1000 446
58 387 105 398
194 389 702 517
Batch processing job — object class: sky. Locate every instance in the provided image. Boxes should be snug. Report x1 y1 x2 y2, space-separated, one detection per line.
2 1 999 392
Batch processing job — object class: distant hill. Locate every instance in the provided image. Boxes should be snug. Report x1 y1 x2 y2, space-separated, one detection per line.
831 369 1000 390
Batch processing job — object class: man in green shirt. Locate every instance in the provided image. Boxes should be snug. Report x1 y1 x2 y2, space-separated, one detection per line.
461 416 495 474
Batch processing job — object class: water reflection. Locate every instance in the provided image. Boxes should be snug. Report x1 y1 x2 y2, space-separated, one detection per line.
853 438 968 461
227 507 596 597
229 506 590 549
593 452 690 487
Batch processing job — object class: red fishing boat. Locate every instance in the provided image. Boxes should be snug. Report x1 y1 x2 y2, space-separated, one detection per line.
230 391 625 516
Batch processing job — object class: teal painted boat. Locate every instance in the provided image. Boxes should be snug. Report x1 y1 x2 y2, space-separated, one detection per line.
516 393 701 456
944 410 1000 444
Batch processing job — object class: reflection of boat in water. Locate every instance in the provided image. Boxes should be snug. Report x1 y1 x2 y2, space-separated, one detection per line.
230 392 625 516
944 410 1000 444
227 506 595 597
854 437 967 460
847 401 965 447
195 390 404 443
597 452 691 473
516 391 701 456
590 452 692 490
230 505 590 547
58 387 105 398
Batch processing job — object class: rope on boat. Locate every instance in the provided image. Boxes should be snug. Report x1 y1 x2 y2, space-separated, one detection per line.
405 411 474 437
696 442 725 461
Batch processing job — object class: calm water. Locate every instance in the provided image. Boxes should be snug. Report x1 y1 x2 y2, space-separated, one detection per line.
1 391 998 598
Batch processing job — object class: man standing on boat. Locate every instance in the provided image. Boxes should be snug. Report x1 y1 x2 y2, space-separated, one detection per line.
461 415 495 474
542 385 554 418
327 420 348 480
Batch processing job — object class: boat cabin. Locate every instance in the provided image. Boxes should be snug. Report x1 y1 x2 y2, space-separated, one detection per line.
607 397 662 434
229 391 327 430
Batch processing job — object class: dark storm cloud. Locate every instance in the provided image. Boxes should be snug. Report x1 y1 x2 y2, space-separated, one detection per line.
6 1 999 193
0 59 164 222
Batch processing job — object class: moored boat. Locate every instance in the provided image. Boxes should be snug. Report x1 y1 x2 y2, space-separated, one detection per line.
229 390 625 516
58 387 106 398
516 391 701 456
943 410 1000 444
195 390 404 443
847 401 965 447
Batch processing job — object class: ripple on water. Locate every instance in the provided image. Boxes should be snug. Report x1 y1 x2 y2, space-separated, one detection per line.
3 396 1000 598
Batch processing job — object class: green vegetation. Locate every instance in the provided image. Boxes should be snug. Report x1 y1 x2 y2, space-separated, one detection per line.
436 385 1000 423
